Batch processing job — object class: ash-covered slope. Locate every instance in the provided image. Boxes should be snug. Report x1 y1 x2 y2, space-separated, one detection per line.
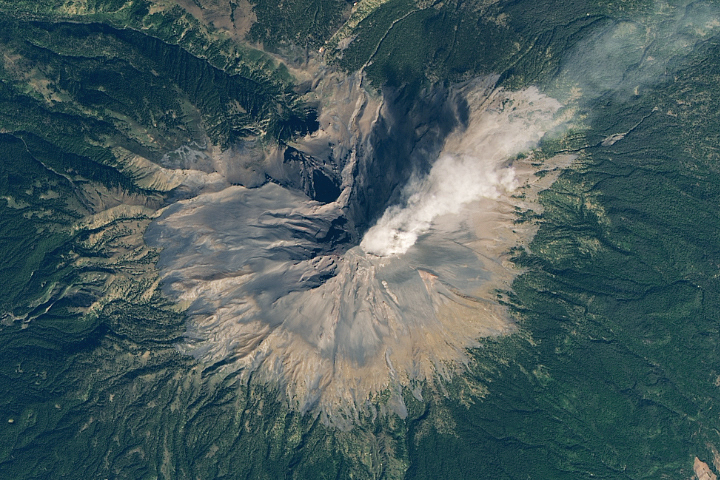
4 1 720 478
145 72 569 422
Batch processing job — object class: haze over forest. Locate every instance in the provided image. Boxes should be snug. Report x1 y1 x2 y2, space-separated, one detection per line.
0 0 720 478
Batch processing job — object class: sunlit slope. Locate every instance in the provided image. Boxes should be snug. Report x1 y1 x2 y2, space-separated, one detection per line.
1 0 720 479
0 8 317 308
404 32 720 479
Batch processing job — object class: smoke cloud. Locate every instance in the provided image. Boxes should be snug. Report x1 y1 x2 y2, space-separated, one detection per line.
361 0 720 263
144 79 570 423
140 0 720 423
556 1 720 101
361 87 562 256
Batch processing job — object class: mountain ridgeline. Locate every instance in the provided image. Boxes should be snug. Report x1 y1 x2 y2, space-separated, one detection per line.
1 0 720 479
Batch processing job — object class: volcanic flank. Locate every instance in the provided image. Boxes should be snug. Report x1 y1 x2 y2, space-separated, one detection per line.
144 67 571 424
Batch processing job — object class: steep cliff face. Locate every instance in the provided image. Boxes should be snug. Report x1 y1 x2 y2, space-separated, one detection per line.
337 81 472 237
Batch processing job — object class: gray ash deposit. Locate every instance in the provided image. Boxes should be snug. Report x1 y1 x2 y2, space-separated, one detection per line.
145 70 570 424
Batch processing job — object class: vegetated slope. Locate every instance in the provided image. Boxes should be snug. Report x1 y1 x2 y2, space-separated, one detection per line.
0 3 320 309
2 0 720 479
404 32 720 479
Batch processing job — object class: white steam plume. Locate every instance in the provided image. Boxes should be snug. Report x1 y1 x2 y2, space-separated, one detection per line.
362 1 720 259
138 0 720 425
361 86 563 257
144 78 573 423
